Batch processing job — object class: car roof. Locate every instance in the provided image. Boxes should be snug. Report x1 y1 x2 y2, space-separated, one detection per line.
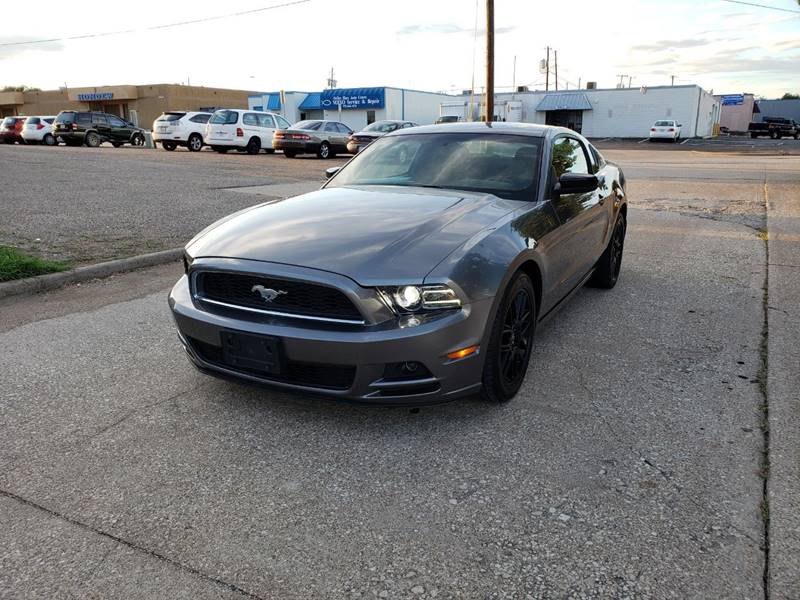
389 122 569 138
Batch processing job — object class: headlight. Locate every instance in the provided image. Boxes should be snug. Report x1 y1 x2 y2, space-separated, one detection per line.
379 284 461 313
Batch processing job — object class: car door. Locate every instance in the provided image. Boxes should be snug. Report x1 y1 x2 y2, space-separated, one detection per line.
547 135 608 297
92 113 111 141
323 121 343 150
255 113 275 147
107 114 130 143
335 123 353 152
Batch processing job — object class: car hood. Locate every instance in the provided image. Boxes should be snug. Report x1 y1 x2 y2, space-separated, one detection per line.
187 186 517 286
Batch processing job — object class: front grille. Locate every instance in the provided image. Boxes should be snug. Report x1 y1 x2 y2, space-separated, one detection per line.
195 271 362 323
186 336 356 390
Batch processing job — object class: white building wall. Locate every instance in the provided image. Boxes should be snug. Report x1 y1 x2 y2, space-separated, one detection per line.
490 85 718 138
385 89 456 124
323 107 387 131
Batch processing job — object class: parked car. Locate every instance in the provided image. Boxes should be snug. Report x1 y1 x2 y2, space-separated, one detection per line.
649 120 682 142
748 117 799 139
0 116 27 144
435 115 464 124
346 120 418 154
205 109 292 154
53 111 146 147
272 120 353 158
21 116 58 145
169 123 627 405
152 111 212 151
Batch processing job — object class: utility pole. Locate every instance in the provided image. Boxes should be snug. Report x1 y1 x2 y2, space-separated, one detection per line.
670 74 675 86
485 0 494 122
327 67 337 89
512 55 516 99
616 74 626 88
627 75 634 88
545 47 550 91
554 50 558 91
578 77 581 89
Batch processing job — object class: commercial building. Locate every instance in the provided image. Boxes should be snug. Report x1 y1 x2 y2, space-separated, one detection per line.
248 87 458 131
442 84 720 138
715 93 757 133
755 98 800 123
0 84 255 127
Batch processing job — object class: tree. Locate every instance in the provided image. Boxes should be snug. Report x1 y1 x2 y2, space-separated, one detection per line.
782 92 799 100
1 85 41 92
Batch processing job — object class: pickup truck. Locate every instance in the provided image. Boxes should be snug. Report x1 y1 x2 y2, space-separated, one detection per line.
748 117 799 139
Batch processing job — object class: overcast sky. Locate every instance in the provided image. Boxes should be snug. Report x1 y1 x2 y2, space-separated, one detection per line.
1 0 798 98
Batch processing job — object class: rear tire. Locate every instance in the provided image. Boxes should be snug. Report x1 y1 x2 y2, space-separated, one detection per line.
162 141 177 151
317 141 330 159
85 132 101 147
589 213 626 289
187 133 203 152
246 137 261 155
43 134 56 146
283 150 297 158
481 272 536 403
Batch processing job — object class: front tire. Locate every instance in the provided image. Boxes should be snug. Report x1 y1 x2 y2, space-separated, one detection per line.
317 141 330 159
43 134 56 146
481 272 536 403
589 213 626 289
131 133 144 147
187 133 203 152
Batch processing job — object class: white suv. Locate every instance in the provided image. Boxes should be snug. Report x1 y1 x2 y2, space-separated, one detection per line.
153 111 212 152
21 116 58 145
205 109 292 155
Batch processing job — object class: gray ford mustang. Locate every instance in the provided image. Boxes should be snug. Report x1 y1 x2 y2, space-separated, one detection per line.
169 122 627 404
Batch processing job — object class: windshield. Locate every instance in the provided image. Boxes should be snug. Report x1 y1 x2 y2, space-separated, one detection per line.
293 120 323 130
363 121 399 133
1 117 15 127
209 110 239 125
328 133 542 201
157 112 185 122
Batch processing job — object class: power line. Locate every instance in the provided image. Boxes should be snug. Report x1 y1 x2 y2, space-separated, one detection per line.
0 0 311 47
718 0 800 14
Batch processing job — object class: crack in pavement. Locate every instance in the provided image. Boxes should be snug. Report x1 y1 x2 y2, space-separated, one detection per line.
0 488 267 600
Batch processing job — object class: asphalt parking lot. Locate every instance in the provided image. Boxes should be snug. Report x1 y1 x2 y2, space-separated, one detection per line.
1 143 799 598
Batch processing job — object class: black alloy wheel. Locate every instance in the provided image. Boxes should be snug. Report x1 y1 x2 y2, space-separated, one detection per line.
187 134 203 152
246 137 261 155
481 272 536 403
589 214 626 289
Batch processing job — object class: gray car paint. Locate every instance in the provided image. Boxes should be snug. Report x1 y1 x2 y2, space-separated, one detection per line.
173 122 626 402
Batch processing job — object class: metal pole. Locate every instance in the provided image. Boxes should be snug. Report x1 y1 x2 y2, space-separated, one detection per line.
512 55 516 99
485 0 494 122
554 50 558 91
545 47 550 91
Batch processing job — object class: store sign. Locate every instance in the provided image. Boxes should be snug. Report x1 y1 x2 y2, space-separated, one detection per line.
77 92 114 101
720 94 744 106
320 88 385 109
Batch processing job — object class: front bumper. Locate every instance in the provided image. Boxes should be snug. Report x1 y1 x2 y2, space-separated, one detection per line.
168 270 492 405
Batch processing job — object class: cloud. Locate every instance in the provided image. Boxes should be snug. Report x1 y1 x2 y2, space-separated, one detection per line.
0 36 64 60
630 39 710 52
396 23 514 36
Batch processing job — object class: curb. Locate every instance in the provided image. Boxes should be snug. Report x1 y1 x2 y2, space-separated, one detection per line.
0 248 183 300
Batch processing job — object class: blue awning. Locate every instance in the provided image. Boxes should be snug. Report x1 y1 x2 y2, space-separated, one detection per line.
265 93 281 111
536 93 592 111
298 92 322 110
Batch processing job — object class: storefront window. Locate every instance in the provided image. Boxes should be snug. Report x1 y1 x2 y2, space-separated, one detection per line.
366 110 375 125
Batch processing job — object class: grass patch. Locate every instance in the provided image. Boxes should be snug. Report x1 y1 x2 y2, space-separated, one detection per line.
0 245 68 282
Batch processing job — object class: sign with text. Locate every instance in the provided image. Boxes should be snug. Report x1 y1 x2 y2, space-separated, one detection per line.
720 94 744 106
320 88 385 110
77 92 114 101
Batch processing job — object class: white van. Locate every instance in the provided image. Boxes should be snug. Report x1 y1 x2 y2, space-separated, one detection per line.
205 109 292 154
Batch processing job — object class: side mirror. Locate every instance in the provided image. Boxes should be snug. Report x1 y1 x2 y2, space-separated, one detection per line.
555 172 599 196
325 166 341 179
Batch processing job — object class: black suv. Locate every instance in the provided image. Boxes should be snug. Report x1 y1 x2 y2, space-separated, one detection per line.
53 111 146 147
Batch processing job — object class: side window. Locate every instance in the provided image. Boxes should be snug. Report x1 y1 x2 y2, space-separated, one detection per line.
275 115 291 129
77 113 92 125
324 122 338 132
402 122 415 128
44 118 55 124
225 111 239 125
190 114 210 123
243 113 259 126
257 114 275 128
92 113 108 125
108 115 126 127
551 137 588 178
336 123 352 134
366 110 376 125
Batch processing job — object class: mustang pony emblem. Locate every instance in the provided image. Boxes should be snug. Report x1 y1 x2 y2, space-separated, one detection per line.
251 285 287 302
